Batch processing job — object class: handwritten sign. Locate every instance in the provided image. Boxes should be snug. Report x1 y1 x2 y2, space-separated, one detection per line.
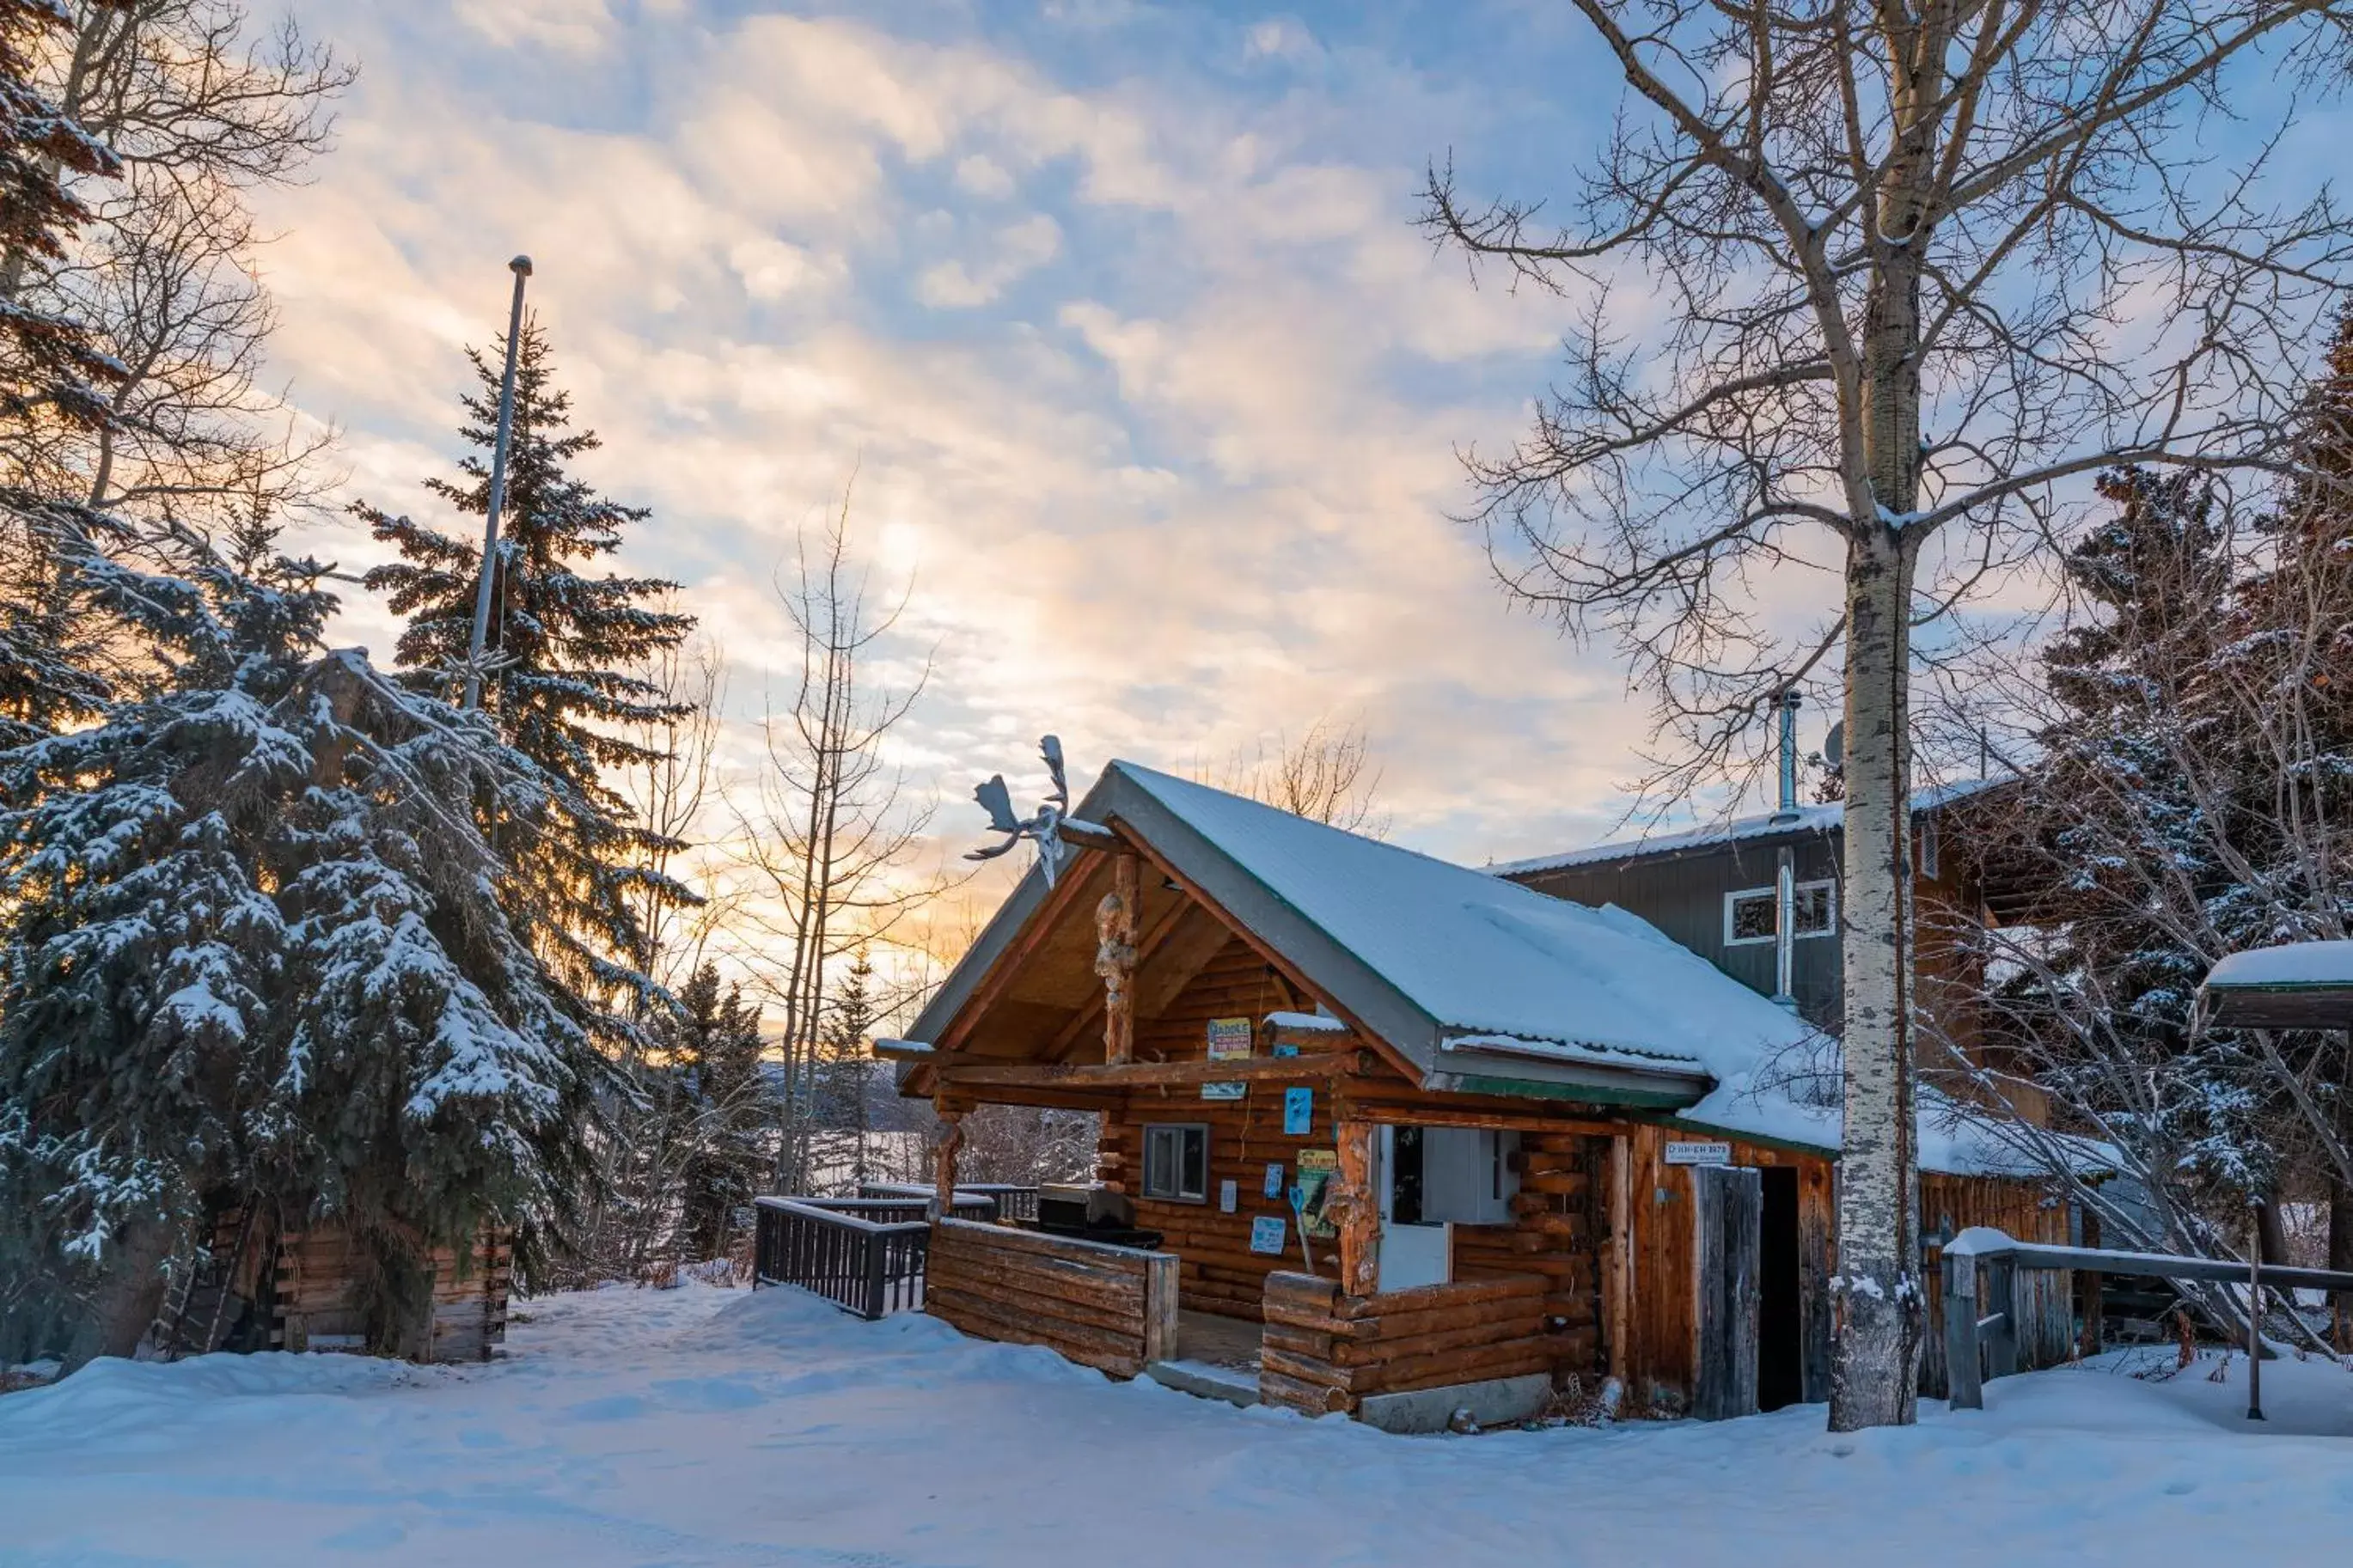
1206 1017 1253 1059
1283 1087 1313 1136
1250 1215 1288 1255
1263 1162 1285 1198
1219 1179 1238 1213
1665 1140 1733 1167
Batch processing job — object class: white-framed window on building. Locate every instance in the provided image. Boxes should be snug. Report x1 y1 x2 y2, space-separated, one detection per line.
1141 1123 1209 1204
1724 881 1837 946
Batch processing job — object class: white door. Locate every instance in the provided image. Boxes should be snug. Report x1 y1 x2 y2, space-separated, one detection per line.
1375 1126 1450 1291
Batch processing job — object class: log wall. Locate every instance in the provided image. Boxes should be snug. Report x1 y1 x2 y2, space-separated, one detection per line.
1451 1130 1608 1376
272 1222 510 1364
1257 1271 1555 1416
924 1217 1177 1379
1098 935 1359 1319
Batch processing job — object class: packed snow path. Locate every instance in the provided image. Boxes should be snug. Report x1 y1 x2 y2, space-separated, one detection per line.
5 1284 2352 1566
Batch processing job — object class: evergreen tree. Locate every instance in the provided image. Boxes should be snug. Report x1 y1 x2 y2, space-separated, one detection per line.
357 323 695 1003
668 962 766 1260
0 523 608 1364
811 949 878 1189
0 0 121 747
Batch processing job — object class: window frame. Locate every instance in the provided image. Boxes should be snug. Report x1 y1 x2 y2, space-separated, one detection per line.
1140 1122 1210 1205
1723 879 1839 947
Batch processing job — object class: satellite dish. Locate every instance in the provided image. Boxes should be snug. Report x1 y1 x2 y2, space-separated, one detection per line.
1822 720 1845 771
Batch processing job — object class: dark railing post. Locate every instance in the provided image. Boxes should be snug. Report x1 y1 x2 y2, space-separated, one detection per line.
2247 1206 2266 1423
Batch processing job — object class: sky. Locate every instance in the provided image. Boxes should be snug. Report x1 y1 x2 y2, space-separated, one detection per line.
251 1 1836 894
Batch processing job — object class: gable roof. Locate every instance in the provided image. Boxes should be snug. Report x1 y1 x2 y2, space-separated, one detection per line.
1492 778 2004 880
912 760 1818 1109
904 761 2077 1176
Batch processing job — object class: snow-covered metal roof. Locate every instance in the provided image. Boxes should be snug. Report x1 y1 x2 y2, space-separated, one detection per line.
1491 778 2004 879
907 761 2054 1174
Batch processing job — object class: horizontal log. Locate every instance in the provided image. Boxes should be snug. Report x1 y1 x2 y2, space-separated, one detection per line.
1258 1345 1352 1391
924 1266 1152 1338
927 1256 1146 1319
1261 1324 1338 1362
1347 1295 1548 1343
1335 1317 1546 1370
1367 1342 1556 1397
1264 1272 1342 1312
942 1052 1372 1090
932 1219 1161 1271
926 1289 1144 1373
1519 1172 1593 1197
1256 1368 1354 1416
1336 1273 1546 1320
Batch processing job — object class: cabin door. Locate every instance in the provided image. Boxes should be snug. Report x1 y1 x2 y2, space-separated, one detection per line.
1374 1126 1451 1292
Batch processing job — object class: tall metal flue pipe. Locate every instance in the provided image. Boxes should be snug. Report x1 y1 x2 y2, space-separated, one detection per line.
463 255 535 711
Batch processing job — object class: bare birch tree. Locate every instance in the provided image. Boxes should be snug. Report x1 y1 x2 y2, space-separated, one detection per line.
1211 715 1390 835
732 490 936 1193
624 617 728 997
1422 0 2351 1426
3 3 349 528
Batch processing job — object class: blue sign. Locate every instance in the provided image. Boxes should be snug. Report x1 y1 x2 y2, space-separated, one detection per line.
1250 1215 1288 1255
1283 1087 1313 1136
1263 1162 1285 1198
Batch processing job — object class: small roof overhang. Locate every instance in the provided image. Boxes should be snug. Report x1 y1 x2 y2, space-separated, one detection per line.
2198 941 2353 1030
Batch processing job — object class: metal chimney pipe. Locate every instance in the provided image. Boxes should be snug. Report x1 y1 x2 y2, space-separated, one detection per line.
464 255 535 711
1772 687 1802 1010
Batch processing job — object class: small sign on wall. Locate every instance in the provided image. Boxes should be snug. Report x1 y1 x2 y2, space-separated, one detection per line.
1206 1017 1253 1059
1219 1179 1238 1212
1263 1162 1285 1198
1250 1215 1288 1255
1282 1087 1313 1136
1665 1140 1733 1167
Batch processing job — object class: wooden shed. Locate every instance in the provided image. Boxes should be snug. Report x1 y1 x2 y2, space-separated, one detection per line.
889 762 2079 1429
154 1206 510 1367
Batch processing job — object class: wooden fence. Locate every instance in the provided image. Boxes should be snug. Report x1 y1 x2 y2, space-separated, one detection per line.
1944 1228 2353 1412
923 1217 1177 1378
1256 1271 1556 1417
857 1181 1041 1223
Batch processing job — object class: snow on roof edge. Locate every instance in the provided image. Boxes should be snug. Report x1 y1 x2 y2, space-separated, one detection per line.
1492 778 2004 880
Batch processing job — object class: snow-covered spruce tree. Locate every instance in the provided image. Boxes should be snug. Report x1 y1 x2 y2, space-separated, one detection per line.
669 962 767 1260
358 323 695 1006
808 948 877 1193
0 523 608 1366
0 0 122 747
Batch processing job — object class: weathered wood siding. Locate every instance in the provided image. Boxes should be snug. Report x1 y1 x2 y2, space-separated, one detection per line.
1258 1271 1555 1416
1918 1173 2074 1398
1616 1126 1837 1415
925 1217 1177 1379
272 1223 510 1364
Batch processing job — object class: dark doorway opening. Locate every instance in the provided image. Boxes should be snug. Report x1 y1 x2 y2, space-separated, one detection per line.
1758 1167 1804 1411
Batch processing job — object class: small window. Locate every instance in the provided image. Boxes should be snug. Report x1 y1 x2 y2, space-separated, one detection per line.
1141 1123 1209 1203
1725 882 1837 946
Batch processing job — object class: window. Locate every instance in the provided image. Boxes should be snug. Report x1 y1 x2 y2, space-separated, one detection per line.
1725 881 1837 946
1141 1123 1209 1203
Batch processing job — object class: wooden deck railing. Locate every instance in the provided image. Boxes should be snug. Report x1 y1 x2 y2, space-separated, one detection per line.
752 1195 993 1320
1943 1227 2353 1415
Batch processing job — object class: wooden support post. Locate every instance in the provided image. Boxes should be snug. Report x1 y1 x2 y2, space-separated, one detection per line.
1605 1134 1633 1388
932 1105 966 1219
2248 1205 2266 1422
2078 1207 2104 1359
1334 1120 1379 1297
1096 854 1140 1065
1944 1248 1983 1411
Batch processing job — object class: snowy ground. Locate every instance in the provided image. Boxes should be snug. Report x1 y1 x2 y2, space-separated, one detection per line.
5 1284 2352 1567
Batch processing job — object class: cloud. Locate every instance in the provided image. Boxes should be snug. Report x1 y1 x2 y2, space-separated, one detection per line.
916 214 1063 308
451 0 617 55
261 0 1659 886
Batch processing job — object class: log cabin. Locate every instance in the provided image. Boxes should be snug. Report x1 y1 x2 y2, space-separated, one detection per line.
889 762 2081 1431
